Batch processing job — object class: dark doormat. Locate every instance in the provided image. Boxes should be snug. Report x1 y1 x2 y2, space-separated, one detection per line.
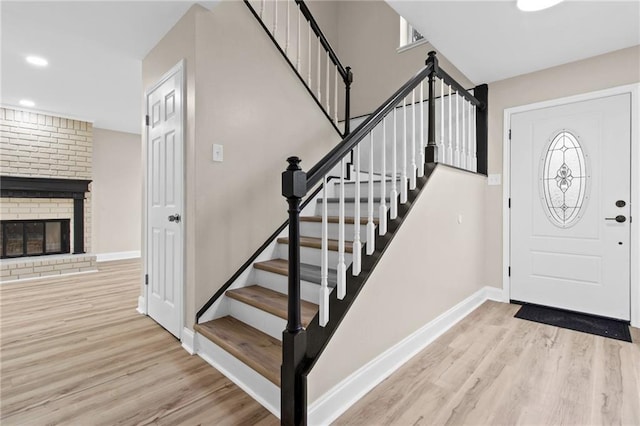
514 303 632 342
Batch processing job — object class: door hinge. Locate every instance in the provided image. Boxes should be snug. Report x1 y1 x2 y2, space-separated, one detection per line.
145 115 150 126
508 198 511 208
508 129 511 140
145 274 149 285
508 267 511 277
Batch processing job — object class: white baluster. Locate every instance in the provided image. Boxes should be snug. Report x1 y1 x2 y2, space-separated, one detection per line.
390 108 398 220
467 101 473 170
461 95 466 170
326 51 330 113
440 78 445 163
367 132 375 255
296 6 301 71
419 80 425 177
352 145 362 276
285 0 290 54
319 173 329 327
447 85 453 165
337 157 346 299
455 92 460 167
410 89 417 190
401 97 408 204
472 105 477 172
317 38 322 102
334 68 338 124
379 117 388 235
260 0 265 19
307 24 311 86
273 0 278 35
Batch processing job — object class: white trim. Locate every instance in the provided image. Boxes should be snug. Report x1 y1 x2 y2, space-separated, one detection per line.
0 269 97 285
308 285 502 426
181 327 195 355
0 103 95 124
396 38 429 54
143 59 186 338
137 295 147 315
503 83 640 327
95 251 141 262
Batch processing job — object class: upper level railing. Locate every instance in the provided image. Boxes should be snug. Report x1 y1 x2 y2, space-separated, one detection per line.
245 0 353 136
280 51 487 424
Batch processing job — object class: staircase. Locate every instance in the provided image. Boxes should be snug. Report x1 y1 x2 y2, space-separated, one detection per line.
193 1 488 424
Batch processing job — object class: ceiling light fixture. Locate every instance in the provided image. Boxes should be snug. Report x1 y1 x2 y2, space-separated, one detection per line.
517 0 564 12
19 99 36 108
26 56 48 67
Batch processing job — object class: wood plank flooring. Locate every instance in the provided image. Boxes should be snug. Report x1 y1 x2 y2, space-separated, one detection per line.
2 261 638 425
0 259 275 425
335 301 640 426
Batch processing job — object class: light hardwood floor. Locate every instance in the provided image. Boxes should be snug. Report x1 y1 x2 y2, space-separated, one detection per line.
0 260 275 425
336 301 640 426
2 261 639 425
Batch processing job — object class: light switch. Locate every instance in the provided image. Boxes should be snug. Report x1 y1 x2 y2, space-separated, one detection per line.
488 174 501 186
213 144 223 162
457 214 463 224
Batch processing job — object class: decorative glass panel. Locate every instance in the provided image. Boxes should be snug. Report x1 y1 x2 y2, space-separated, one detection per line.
540 130 589 228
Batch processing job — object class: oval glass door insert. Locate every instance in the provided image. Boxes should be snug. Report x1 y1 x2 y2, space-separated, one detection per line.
540 130 589 228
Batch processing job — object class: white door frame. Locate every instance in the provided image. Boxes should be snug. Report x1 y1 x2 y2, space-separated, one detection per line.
142 59 186 338
502 83 640 327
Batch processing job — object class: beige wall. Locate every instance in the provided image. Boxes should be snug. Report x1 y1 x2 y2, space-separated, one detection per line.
308 165 487 402
91 128 142 254
143 2 341 328
484 45 640 287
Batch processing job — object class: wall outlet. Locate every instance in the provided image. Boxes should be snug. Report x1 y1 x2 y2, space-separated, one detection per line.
488 173 501 186
212 144 223 162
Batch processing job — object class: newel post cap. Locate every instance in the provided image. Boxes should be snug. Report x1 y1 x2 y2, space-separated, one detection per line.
282 157 307 199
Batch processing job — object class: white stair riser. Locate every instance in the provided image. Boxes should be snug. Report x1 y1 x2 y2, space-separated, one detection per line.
227 298 286 342
254 268 327 304
300 222 369 243
335 181 399 198
196 334 280 418
278 244 353 269
316 202 387 218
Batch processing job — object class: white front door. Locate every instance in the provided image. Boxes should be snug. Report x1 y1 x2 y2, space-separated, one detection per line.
510 93 631 320
146 62 184 337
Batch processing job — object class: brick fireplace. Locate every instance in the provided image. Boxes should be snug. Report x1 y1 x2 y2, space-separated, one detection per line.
0 108 97 282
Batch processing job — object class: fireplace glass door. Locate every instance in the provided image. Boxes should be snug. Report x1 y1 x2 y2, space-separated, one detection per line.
1 220 70 259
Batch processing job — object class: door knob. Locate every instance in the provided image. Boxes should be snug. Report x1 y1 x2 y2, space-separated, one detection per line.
605 215 626 223
168 214 181 223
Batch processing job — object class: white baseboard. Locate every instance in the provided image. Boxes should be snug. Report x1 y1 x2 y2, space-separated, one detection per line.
96 251 141 262
483 285 505 302
136 296 146 315
181 327 195 355
308 285 501 426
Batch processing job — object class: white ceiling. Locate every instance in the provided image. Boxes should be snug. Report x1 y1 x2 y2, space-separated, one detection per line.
1 1 216 134
2 1 638 135
387 0 640 84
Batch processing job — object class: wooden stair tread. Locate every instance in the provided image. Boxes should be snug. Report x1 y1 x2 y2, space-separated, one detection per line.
195 316 281 386
226 285 318 327
318 197 391 203
254 259 337 287
300 216 378 225
277 236 353 253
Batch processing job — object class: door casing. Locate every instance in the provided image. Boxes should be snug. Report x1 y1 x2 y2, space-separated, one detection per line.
502 83 640 327
142 59 186 339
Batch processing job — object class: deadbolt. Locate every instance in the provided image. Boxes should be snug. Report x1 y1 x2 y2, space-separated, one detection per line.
605 215 626 223
616 200 626 208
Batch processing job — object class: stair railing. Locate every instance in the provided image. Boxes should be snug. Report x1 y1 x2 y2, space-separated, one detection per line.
281 51 487 425
245 0 353 135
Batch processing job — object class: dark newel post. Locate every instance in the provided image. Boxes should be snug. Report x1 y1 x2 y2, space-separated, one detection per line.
425 51 438 163
474 84 488 175
73 196 85 254
281 156 308 426
344 67 353 135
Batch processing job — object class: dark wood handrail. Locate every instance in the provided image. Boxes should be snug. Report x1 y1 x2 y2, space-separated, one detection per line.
294 0 347 81
306 62 433 189
435 67 485 109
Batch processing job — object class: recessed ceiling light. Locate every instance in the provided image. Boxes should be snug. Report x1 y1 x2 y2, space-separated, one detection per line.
517 0 564 12
19 99 35 108
26 56 48 67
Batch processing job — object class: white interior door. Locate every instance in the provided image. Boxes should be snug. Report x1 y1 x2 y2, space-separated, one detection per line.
510 93 631 320
146 62 184 338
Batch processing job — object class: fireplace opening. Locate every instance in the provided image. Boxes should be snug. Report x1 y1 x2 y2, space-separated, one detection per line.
1 219 70 259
